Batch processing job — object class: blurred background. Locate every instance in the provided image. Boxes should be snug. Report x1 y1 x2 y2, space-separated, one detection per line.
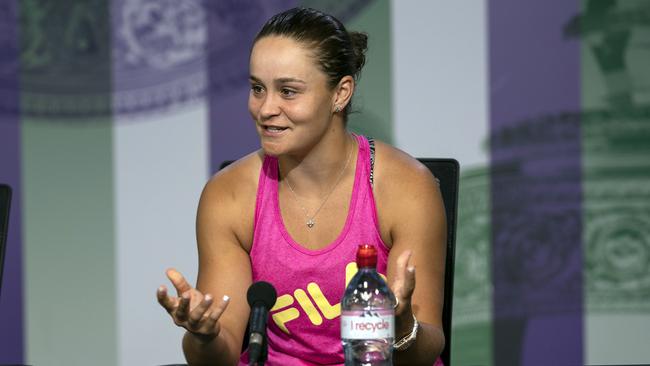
0 0 649 365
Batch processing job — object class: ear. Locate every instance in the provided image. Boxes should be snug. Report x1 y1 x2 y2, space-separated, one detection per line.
332 75 355 113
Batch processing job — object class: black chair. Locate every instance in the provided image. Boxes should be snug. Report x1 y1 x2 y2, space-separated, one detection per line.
418 158 459 366
0 184 12 301
0 186 30 366
162 158 459 366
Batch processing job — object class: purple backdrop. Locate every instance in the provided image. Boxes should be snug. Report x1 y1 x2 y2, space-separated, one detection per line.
0 0 24 363
206 1 296 172
489 0 584 365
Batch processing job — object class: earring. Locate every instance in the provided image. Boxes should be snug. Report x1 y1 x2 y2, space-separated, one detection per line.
334 106 341 113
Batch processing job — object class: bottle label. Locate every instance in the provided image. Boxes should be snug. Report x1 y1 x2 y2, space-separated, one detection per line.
340 309 395 339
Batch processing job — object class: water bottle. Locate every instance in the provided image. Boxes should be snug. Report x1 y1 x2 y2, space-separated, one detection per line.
341 244 397 366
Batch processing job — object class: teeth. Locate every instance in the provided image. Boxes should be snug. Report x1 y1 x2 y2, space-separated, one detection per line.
267 126 285 131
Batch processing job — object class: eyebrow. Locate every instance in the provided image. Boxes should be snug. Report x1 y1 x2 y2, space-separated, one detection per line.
249 75 306 84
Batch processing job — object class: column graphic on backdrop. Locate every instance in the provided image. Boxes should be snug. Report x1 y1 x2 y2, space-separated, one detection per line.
454 1 650 365
564 0 650 316
453 167 492 325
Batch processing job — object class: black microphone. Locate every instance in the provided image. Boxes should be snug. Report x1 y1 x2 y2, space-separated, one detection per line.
247 281 277 366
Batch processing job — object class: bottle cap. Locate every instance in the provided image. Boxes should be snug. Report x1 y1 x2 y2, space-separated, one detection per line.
356 244 377 268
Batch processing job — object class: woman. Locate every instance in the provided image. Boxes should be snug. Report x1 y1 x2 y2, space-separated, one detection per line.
157 7 446 366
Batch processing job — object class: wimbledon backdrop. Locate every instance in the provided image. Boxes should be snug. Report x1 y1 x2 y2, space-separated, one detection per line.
0 1 648 365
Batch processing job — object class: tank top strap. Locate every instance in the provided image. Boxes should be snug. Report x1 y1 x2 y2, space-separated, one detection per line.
352 134 382 235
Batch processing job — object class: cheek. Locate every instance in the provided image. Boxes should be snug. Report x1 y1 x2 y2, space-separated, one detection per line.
291 97 326 121
248 95 259 117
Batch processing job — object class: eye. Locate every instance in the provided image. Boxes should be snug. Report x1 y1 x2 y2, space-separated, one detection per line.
280 88 297 98
250 84 264 95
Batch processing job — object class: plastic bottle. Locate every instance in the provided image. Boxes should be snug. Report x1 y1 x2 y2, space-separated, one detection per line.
341 244 397 366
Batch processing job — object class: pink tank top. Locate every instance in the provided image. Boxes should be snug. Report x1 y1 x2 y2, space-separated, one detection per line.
239 134 388 365
238 135 444 365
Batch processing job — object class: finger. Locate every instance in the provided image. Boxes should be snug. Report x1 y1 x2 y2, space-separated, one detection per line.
204 295 231 329
202 295 230 334
396 250 413 275
166 268 194 296
188 294 213 329
403 265 416 299
175 292 192 322
157 286 178 313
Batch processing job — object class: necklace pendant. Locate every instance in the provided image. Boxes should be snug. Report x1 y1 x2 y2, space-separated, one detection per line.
307 219 315 229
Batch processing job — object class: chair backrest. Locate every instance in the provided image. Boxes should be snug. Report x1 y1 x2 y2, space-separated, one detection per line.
417 158 459 366
0 184 12 300
221 158 459 364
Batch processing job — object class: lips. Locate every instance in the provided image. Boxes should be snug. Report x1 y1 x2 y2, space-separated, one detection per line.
260 125 289 135
264 126 288 132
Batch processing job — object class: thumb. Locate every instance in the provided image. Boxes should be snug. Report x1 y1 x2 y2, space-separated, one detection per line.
393 250 416 302
166 268 193 296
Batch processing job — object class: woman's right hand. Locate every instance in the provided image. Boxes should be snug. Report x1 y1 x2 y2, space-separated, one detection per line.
157 268 231 342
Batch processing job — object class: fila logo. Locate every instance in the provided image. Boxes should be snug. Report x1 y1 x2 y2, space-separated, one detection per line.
270 262 387 334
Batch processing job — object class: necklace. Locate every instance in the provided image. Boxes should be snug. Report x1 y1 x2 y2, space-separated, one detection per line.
282 141 353 229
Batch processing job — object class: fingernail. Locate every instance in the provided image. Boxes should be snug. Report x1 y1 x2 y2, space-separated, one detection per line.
223 295 230 302
157 286 164 293
407 266 415 273
205 294 213 302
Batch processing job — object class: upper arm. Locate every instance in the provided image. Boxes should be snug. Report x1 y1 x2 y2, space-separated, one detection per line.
376 147 447 328
194 160 258 353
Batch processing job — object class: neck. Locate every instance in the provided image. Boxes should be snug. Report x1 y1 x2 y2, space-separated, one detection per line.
279 131 356 198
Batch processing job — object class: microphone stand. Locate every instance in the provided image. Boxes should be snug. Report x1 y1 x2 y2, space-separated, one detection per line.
259 336 268 366
248 327 269 366
249 335 268 366
246 281 276 366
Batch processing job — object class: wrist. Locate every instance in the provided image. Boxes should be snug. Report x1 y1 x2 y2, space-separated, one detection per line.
394 313 418 352
395 307 414 338
183 328 239 366
185 329 218 346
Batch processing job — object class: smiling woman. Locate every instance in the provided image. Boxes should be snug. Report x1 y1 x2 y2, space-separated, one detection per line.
157 7 447 366
248 34 353 158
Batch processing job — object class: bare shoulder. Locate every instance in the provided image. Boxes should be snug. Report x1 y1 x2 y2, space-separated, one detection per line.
371 140 444 247
372 140 438 197
198 150 264 250
202 150 263 200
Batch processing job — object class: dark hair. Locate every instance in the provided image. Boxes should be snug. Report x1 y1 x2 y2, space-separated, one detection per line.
254 7 368 119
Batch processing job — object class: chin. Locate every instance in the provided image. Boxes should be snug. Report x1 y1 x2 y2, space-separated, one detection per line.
261 148 280 158
260 140 285 157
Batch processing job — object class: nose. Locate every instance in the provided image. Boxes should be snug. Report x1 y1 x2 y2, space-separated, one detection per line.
258 93 281 121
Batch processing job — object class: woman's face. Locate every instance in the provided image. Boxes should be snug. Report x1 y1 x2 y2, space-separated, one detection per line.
248 36 338 157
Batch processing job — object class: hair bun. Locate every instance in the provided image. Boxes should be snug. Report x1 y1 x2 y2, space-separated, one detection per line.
349 31 368 79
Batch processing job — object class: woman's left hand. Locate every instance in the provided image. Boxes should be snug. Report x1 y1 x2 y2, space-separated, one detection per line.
390 250 417 339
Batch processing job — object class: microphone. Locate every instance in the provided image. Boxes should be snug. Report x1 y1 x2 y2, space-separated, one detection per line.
247 281 277 366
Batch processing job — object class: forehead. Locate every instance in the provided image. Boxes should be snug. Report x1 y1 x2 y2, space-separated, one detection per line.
249 36 323 81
